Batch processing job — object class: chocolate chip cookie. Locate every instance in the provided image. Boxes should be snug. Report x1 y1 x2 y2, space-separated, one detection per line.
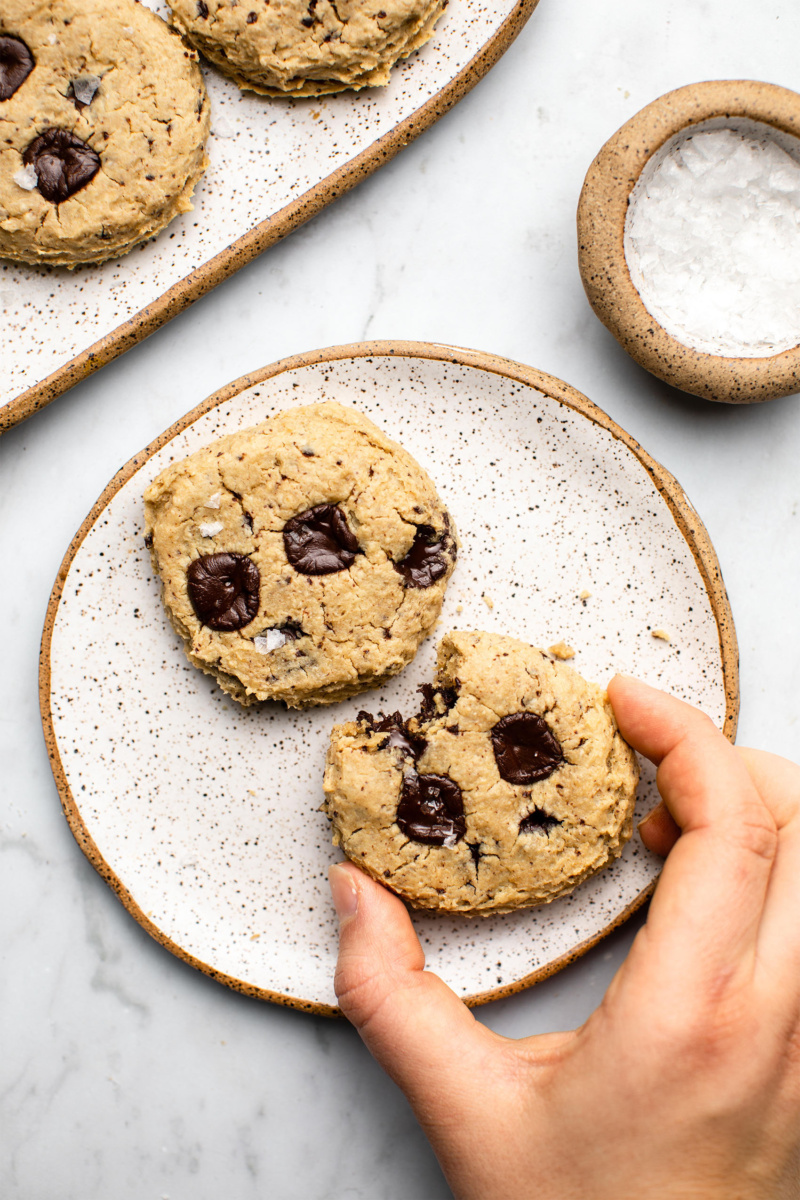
168 0 449 97
323 631 639 913
0 0 209 267
144 403 457 708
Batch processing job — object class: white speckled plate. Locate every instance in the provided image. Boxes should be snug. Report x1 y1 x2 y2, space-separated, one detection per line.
41 342 738 1015
1 0 540 430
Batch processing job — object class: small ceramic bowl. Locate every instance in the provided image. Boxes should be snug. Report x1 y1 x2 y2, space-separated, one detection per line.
578 80 800 403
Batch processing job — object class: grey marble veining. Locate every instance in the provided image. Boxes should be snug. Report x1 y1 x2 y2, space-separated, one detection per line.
2 0 799 1196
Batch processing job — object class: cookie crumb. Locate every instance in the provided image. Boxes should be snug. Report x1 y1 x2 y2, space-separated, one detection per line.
250 933 261 940
482 593 494 610
579 589 592 600
456 604 463 614
198 521 223 538
548 641 575 660
651 628 671 642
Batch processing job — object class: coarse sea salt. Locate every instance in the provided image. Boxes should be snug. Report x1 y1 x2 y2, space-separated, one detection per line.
14 164 38 191
198 521 223 538
253 629 289 654
624 124 800 357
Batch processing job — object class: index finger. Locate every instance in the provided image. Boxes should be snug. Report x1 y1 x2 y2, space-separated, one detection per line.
608 676 777 988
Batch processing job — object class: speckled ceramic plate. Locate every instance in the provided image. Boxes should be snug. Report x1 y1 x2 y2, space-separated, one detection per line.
0 0 540 431
40 342 738 1015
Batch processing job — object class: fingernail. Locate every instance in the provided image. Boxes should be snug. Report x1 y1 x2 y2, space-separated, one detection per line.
637 807 659 834
329 863 359 923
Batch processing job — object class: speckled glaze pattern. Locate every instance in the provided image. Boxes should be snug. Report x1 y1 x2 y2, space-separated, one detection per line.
0 0 540 431
40 343 739 1014
578 80 800 404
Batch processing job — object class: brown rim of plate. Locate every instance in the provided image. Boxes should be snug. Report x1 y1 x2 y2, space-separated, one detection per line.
39 340 740 1017
577 79 800 404
0 0 541 435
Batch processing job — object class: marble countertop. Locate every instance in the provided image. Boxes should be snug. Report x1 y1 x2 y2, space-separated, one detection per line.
2 1 799 1196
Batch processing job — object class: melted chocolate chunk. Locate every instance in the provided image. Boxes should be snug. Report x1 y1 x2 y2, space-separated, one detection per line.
394 525 451 588
23 128 100 203
491 713 563 784
374 712 426 759
283 504 358 575
0 36 34 101
397 771 465 846
197 0 209 15
187 553 260 631
417 682 459 722
519 808 561 835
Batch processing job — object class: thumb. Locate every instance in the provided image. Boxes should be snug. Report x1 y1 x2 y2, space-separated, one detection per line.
329 862 498 1120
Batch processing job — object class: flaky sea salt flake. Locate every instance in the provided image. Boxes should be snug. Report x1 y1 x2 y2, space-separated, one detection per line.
198 521 223 538
14 165 38 191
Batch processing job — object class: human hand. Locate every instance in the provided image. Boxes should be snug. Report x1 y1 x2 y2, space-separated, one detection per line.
328 676 800 1200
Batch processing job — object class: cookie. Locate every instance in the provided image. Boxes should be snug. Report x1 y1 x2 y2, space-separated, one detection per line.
168 0 448 97
0 0 209 268
144 403 457 708
323 631 639 914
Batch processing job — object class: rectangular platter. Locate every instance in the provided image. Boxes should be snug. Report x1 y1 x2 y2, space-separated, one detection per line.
0 0 538 430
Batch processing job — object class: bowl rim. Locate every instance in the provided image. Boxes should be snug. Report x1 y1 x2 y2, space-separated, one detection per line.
577 79 800 403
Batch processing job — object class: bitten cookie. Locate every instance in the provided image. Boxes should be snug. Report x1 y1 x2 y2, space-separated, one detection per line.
323 631 639 914
144 403 457 708
0 0 209 267
168 0 448 97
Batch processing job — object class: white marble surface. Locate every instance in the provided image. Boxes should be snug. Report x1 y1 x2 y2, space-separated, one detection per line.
2 0 799 1196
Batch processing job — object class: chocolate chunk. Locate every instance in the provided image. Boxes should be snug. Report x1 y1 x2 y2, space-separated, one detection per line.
519 808 560 835
371 712 426 759
283 504 359 575
491 713 563 784
197 0 209 15
397 771 465 845
0 36 34 101
23 128 100 203
417 682 459 722
394 524 451 588
187 552 260 631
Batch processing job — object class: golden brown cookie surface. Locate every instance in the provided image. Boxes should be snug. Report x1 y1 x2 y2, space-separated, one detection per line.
323 631 639 913
169 0 448 96
144 403 457 708
0 0 209 267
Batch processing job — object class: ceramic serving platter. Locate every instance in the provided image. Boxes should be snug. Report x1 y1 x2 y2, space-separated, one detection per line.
40 342 739 1015
0 0 539 431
